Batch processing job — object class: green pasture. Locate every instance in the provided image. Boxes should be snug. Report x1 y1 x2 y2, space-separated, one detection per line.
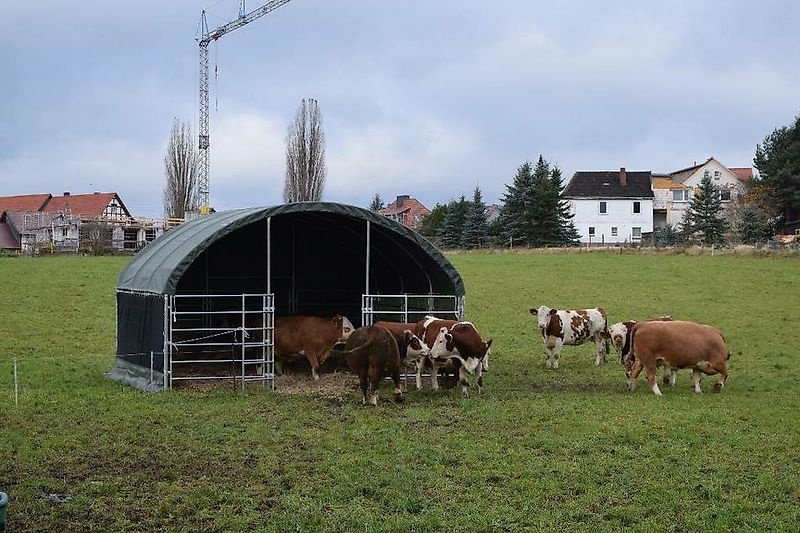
1 253 799 531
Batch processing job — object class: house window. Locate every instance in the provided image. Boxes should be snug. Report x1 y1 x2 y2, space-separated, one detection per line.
714 170 721 179
611 227 618 237
589 227 596 236
599 202 607 215
704 170 710 178
62 227 68 237
632 227 642 239
633 201 641 214
672 190 689 202
717 189 731 201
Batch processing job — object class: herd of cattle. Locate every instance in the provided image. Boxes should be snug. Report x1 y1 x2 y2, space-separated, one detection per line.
267 307 730 405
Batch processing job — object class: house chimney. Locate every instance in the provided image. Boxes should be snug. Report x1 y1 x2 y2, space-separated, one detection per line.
619 167 627 186
63 191 70 196
396 194 410 208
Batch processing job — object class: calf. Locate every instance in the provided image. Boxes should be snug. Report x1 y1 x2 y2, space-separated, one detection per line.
622 320 730 396
374 321 430 390
609 316 675 386
273 315 355 380
417 316 492 396
329 325 403 405
530 306 609 368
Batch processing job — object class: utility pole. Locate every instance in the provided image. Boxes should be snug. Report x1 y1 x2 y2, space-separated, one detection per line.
197 0 293 214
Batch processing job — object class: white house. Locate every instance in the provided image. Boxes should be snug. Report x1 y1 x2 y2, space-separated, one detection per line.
652 157 753 227
564 168 654 244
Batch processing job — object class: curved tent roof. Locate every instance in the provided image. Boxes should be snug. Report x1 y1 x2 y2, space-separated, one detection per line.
117 202 463 296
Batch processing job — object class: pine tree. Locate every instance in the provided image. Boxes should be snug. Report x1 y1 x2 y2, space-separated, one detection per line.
441 196 470 248
550 166 580 245
462 186 488 249
369 193 384 211
686 175 730 245
737 205 769 244
419 203 447 237
499 162 534 246
526 156 561 246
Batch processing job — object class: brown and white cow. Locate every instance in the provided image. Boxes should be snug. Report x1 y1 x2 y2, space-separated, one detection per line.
374 321 430 390
621 320 730 396
416 316 493 396
529 306 609 368
329 325 403 405
609 316 675 386
273 314 355 380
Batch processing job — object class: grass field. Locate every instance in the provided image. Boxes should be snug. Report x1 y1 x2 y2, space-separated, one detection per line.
1 252 799 531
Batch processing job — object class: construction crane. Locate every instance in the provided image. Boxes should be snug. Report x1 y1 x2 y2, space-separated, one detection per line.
197 0 293 214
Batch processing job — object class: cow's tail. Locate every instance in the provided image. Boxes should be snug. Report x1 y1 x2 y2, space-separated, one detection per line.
330 340 371 357
600 307 610 355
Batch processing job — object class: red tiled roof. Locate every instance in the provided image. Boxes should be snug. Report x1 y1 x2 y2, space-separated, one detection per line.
728 167 753 182
43 192 123 218
380 197 431 217
0 194 51 215
0 222 19 249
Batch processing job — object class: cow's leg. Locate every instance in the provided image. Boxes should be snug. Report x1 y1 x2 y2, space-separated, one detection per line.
415 360 424 391
661 362 673 387
692 368 703 394
392 364 404 403
476 364 484 395
543 340 553 369
552 339 563 369
594 336 605 366
367 361 381 406
358 368 369 404
627 359 643 391
303 350 321 381
668 366 677 388
645 362 662 396
712 361 728 392
430 360 440 391
458 367 470 398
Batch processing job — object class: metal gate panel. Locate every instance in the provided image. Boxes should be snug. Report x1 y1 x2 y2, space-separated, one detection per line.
166 293 275 389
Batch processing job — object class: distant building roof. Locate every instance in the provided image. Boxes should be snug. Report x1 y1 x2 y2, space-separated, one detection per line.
43 192 129 218
0 194 51 215
728 167 753 182
564 169 654 198
0 222 19 249
379 195 431 230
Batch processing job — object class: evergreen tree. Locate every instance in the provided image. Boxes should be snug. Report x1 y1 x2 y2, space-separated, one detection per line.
462 186 488 249
654 224 678 246
369 193 384 211
737 205 770 244
441 196 470 248
499 162 534 246
685 175 730 245
754 115 800 221
419 203 447 237
550 166 580 245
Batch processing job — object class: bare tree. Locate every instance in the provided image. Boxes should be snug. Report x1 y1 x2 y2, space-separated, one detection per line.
284 98 326 203
163 118 198 218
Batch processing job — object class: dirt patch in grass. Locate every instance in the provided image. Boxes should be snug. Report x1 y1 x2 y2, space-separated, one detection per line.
275 371 359 399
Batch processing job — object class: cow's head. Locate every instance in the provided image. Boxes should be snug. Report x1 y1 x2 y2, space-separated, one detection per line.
429 326 454 358
403 330 430 358
339 316 355 341
529 306 557 334
609 321 635 360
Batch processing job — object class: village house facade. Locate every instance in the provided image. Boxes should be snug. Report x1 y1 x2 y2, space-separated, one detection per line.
563 168 655 244
0 191 165 254
652 157 752 228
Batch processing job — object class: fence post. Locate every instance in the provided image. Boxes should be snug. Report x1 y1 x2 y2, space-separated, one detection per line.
149 351 154 384
13 357 19 407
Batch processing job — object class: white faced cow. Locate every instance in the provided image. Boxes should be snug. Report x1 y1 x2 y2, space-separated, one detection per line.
609 317 675 387
529 306 609 369
426 323 492 397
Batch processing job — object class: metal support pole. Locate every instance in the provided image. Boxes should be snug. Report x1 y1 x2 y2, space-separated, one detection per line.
241 293 246 390
149 351 154 384
163 295 170 390
365 220 371 296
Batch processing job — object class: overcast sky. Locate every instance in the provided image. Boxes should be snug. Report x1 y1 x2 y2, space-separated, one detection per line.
2 1 798 218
